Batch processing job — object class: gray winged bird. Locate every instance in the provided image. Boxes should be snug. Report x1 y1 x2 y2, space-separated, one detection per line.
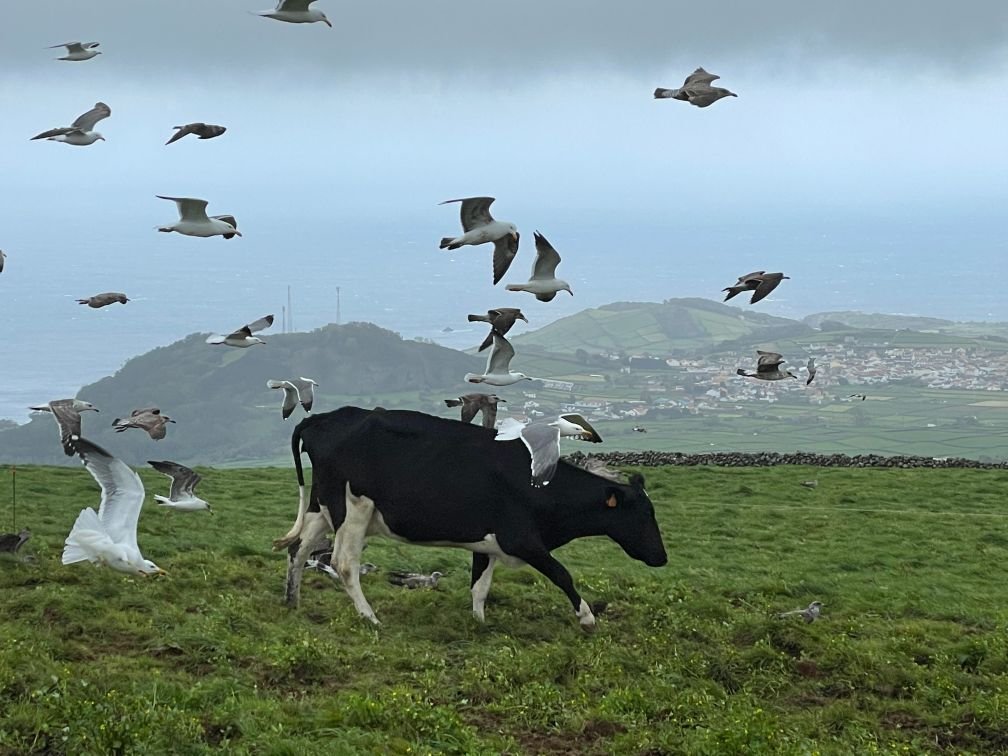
387 570 442 589
505 232 573 301
166 123 227 145
806 357 817 386
206 314 273 347
0 529 31 554
112 408 175 440
49 41 101 62
464 333 532 386
31 102 111 146
266 377 319 419
654 67 737 107
439 197 519 285
722 271 789 305
157 196 241 239
148 460 210 513
254 0 333 27
496 414 603 487
29 398 99 456
0 250 6 273
77 292 129 309
444 393 505 428
737 351 798 381
778 601 822 623
468 307 527 352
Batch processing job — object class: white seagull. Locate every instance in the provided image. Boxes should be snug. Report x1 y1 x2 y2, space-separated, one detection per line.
806 357 817 386
31 102 110 146
496 414 603 487
29 398 99 456
148 460 211 513
62 437 166 576
156 196 241 238
505 231 573 301
464 333 533 386
48 41 101 62
0 250 6 273
439 197 520 285
266 377 319 419
207 314 274 347
254 0 332 27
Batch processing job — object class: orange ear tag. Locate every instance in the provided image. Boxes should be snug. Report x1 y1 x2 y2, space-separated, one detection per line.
606 494 617 508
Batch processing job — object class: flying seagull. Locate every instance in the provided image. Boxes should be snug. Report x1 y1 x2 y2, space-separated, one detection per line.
29 398 99 456
62 437 165 576
496 414 603 487
464 333 532 386
777 601 822 623
165 123 227 145
848 393 867 401
444 393 506 429
736 351 798 381
467 308 528 352
254 0 332 27
0 250 6 273
48 41 101 61
805 357 817 386
505 232 573 301
207 314 273 347
77 292 129 309
0 528 31 554
632 426 648 433
439 197 519 285
654 67 737 107
387 570 442 589
722 271 789 305
266 377 319 419
31 102 110 146
148 460 211 513
113 408 175 440
156 196 241 239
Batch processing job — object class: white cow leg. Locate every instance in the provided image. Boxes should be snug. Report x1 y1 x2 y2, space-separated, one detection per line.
471 556 496 622
334 484 379 624
283 510 332 607
576 598 597 632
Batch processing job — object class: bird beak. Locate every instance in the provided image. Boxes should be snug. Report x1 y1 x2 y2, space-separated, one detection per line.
499 398 507 403
157 568 168 576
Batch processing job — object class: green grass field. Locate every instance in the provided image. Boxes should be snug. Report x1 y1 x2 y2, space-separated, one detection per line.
2 464 1008 754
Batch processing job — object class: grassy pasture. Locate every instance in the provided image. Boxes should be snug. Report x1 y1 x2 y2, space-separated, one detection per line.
2 464 1008 754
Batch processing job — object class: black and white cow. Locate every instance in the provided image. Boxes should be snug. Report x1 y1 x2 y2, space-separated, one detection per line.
274 406 667 630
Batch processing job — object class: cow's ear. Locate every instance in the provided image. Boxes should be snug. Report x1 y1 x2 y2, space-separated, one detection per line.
605 487 623 508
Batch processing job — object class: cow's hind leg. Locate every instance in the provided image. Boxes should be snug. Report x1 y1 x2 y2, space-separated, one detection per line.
284 509 333 607
502 541 596 632
333 484 379 625
470 554 496 622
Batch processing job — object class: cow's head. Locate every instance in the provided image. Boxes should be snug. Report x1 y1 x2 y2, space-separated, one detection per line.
601 472 667 567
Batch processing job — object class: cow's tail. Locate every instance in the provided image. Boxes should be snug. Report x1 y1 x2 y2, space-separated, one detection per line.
272 422 310 550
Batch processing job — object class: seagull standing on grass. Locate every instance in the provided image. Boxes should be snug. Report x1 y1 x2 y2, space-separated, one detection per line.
62 437 166 576
148 461 211 513
387 570 442 589
467 308 527 351
48 41 101 61
31 102 110 146
0 529 31 554
266 377 319 419
254 0 333 27
464 334 533 386
496 414 603 487
505 232 573 301
778 601 822 623
29 399 99 456
157 196 240 238
207 315 273 347
439 197 519 285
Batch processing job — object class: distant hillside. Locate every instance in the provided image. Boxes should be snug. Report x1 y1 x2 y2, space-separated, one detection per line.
0 323 482 467
805 311 1008 340
513 298 815 355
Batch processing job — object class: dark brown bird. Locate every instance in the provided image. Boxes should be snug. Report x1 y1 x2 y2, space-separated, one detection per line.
467 307 528 352
165 123 227 145
112 407 175 439
444 393 506 428
722 271 789 305
654 67 737 107
736 351 798 381
77 292 129 308
0 528 31 554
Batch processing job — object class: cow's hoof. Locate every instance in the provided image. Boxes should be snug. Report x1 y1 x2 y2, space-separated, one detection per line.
579 619 597 633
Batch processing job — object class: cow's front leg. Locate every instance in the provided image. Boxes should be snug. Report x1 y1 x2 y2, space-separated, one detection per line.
470 553 496 622
500 539 595 632
284 510 332 607
334 484 379 625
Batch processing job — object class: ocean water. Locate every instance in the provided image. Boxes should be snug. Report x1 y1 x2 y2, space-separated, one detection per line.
0 203 1004 422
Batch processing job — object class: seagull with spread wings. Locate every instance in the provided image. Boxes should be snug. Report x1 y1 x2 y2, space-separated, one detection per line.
48 41 101 61
505 231 573 301
736 351 799 381
165 123 227 145
266 377 319 419
467 308 527 352
496 414 603 487
31 102 110 146
206 314 274 347
444 393 505 429
464 333 533 386
148 460 211 513
29 398 99 456
77 292 129 309
654 67 737 107
112 408 175 440
62 438 166 576
439 197 519 285
156 196 241 238
722 271 789 305
254 0 332 26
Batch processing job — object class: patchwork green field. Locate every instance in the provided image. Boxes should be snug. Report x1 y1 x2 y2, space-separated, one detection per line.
2 464 1008 754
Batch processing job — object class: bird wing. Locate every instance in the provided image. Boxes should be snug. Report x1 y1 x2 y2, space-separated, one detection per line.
494 417 526 441
267 380 301 419
481 398 499 429
492 233 520 285
276 0 315 10
520 423 561 487
211 214 238 231
683 67 720 87
486 334 516 374
559 413 603 443
736 270 765 283
71 102 111 131
48 400 82 455
148 417 171 440
756 351 785 371
31 127 76 140
157 196 210 222
441 196 496 232
165 123 199 145
72 437 145 551
458 397 479 424
530 232 562 280
489 308 524 333
246 314 274 333
293 378 317 411
749 274 783 304
148 460 200 499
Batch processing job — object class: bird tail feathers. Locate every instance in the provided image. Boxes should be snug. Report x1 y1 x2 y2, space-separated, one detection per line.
467 314 490 323
62 508 102 564
494 418 524 441
654 88 674 99
154 495 173 507
444 399 462 408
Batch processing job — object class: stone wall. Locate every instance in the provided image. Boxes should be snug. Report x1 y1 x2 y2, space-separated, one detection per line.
565 450 1008 469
